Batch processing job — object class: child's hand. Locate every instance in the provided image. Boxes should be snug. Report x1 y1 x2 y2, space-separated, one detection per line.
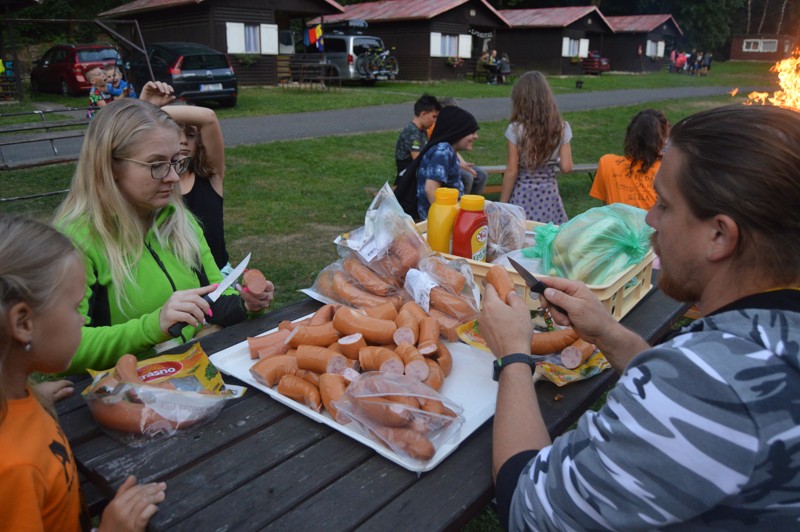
139 81 176 107
98 475 166 532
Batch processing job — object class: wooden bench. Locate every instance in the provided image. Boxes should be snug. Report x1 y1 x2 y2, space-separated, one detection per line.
480 163 598 195
0 112 90 171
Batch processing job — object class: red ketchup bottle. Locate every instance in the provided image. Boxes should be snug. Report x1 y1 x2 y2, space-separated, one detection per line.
451 194 488 261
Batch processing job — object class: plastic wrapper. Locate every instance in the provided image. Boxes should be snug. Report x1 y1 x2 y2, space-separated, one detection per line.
333 372 465 463
82 344 245 447
455 320 611 387
525 203 653 285
485 201 527 263
334 182 432 281
308 258 406 310
404 265 479 323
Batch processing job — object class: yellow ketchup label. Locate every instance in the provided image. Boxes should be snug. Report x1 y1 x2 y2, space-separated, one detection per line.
470 224 489 261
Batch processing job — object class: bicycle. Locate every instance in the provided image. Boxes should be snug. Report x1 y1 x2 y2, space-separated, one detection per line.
356 47 399 80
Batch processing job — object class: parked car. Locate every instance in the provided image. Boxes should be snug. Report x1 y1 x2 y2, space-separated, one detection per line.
30 44 120 97
582 50 611 75
129 42 237 107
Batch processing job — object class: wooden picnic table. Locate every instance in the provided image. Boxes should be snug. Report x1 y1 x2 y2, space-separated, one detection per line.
59 284 688 531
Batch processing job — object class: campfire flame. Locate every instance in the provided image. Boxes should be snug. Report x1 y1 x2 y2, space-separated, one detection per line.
744 47 800 109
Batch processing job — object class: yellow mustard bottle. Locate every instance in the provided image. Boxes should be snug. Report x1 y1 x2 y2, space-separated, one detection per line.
427 187 460 253
452 194 489 261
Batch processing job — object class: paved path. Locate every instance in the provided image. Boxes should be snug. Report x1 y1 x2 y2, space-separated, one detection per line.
5 86 734 165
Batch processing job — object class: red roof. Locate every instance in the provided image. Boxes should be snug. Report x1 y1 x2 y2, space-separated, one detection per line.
606 14 683 36
311 0 508 26
100 0 344 18
499 6 612 30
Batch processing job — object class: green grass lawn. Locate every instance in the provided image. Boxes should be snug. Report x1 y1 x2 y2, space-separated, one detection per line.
2 60 776 123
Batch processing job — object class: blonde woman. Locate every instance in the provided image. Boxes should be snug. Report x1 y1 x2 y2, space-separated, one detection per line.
55 94 273 374
501 71 573 223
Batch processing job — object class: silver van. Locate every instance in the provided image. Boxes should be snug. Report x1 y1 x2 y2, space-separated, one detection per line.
323 34 388 82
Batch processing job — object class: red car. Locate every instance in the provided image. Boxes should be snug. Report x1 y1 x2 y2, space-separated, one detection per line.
30 44 120 97
582 51 611 75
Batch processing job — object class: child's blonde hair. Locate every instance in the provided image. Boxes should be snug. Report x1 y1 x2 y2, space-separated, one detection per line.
0 215 80 422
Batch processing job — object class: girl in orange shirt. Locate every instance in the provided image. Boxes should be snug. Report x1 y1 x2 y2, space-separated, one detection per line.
0 215 167 532
590 109 670 210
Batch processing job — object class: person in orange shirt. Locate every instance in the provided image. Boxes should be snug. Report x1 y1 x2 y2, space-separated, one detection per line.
0 215 167 532
590 109 669 210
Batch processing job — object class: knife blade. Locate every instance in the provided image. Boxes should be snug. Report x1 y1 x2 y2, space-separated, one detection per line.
506 257 568 317
168 253 251 338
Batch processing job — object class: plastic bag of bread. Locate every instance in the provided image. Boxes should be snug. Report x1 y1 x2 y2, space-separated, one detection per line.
485 200 527 263
333 372 464 463
334 182 432 281
83 344 245 447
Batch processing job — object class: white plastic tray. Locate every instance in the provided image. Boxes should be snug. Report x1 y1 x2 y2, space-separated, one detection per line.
209 315 498 473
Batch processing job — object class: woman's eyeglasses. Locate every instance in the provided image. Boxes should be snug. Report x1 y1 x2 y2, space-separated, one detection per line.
116 156 191 180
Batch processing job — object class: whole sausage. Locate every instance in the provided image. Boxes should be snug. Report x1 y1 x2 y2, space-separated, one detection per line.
332 271 396 309
429 287 478 322
309 303 337 326
373 426 436 461
531 328 579 355
114 353 141 383
399 301 429 323
352 396 412 427
485 264 516 304
287 321 340 348
428 308 460 342
363 301 399 321
250 354 298 387
296 345 348 375
561 339 596 369
343 256 396 296
433 342 453 377
389 235 422 277
319 373 348 423
332 306 397 345
247 329 291 360
338 332 367 360
416 317 440 356
278 374 322 413
394 344 430 381
358 346 404 374
425 259 467 294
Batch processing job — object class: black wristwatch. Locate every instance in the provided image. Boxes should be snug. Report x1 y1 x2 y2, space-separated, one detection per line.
492 353 536 381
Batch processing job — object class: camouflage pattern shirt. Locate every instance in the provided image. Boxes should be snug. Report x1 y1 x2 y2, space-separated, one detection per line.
497 289 800 531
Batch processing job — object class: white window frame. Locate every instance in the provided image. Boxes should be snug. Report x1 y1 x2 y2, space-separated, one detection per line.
430 32 442 57
457 34 472 58
562 37 589 58
430 31 465 57
646 39 663 57
656 41 665 57
743 39 778 53
226 22 278 55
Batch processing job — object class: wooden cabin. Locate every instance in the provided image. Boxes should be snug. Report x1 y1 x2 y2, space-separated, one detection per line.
495 6 613 75
98 0 345 86
605 14 683 73
730 34 796 62
310 0 510 81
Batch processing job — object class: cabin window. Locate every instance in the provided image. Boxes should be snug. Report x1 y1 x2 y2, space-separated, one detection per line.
743 39 778 52
430 32 469 57
562 37 589 58
646 40 665 58
226 22 278 55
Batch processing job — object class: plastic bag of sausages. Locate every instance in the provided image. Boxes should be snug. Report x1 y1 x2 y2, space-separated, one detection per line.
404 258 480 324
334 182 432 282
308 259 407 310
333 372 465 463
82 344 245 447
